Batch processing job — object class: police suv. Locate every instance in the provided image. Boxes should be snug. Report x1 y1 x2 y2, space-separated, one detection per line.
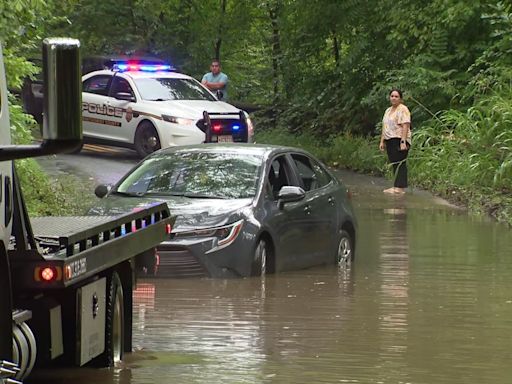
81 62 254 157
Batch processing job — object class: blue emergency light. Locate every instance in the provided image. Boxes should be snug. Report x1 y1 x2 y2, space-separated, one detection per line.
113 62 173 72
232 124 241 131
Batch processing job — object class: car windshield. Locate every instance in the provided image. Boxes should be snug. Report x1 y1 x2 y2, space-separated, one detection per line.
115 151 262 199
134 77 216 101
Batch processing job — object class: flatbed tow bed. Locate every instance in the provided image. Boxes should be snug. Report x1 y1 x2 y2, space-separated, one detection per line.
8 200 174 380
12 202 173 290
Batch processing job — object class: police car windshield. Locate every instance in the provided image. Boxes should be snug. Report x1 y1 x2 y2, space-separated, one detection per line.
134 78 216 101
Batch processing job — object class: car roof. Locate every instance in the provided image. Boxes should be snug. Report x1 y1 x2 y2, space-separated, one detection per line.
154 143 310 158
83 69 194 80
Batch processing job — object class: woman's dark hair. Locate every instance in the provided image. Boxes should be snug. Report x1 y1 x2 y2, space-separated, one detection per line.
389 88 403 98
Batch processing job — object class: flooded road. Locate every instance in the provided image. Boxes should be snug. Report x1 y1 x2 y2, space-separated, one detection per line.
30 165 512 384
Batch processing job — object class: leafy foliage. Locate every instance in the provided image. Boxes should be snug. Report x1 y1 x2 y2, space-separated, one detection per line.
17 159 96 216
2 0 512 223
1 0 92 215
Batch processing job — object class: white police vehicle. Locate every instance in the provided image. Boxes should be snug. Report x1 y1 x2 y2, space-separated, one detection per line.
81 61 254 157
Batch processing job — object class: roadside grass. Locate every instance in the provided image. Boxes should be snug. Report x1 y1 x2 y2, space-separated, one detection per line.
254 90 512 226
255 129 387 174
408 91 512 224
17 158 96 217
9 106 94 217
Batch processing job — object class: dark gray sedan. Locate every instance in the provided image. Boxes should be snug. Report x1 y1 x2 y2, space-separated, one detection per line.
90 144 357 278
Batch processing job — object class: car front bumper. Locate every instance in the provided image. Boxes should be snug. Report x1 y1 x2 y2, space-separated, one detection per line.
153 236 254 278
156 121 206 148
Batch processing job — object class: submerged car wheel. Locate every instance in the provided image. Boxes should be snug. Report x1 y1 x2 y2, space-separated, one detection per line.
336 230 353 267
135 122 161 158
251 239 268 276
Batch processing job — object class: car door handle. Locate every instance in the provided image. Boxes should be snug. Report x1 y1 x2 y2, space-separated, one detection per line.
328 196 335 206
304 205 311 215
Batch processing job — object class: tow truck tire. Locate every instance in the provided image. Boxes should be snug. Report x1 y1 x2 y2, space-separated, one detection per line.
12 322 36 380
134 122 160 158
93 271 124 367
12 325 28 380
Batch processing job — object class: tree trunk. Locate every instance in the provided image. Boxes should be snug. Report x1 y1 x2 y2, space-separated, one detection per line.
214 0 227 60
332 31 340 66
267 0 282 124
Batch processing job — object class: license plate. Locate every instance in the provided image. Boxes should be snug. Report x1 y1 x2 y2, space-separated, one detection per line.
217 135 233 143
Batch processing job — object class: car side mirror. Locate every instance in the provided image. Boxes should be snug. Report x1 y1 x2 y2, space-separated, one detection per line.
94 184 111 198
277 186 305 210
115 92 135 102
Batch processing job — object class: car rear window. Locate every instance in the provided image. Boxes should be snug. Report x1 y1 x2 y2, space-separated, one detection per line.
83 75 111 96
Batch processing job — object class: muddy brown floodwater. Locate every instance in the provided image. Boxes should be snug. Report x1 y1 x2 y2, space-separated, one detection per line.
28 170 512 384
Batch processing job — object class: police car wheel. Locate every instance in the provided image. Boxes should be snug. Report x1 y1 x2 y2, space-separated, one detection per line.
135 122 160 158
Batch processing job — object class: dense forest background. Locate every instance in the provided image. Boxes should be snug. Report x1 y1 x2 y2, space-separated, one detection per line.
1 0 512 221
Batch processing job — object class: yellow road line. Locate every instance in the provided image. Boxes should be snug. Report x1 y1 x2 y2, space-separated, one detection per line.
82 144 125 154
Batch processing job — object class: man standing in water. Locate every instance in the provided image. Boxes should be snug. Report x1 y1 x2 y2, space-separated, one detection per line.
202 59 228 101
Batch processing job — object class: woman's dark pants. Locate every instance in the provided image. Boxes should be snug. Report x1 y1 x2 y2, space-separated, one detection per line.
385 138 409 188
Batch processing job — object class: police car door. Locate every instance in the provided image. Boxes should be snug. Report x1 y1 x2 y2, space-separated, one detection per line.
105 76 137 144
82 74 113 139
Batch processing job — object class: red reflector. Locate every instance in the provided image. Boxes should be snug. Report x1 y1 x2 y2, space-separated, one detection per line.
212 124 222 132
41 267 55 281
166 223 172 234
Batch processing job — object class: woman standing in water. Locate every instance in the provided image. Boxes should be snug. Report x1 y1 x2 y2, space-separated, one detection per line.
379 89 412 194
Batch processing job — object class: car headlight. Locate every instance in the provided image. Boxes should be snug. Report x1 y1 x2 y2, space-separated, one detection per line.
162 114 195 125
174 219 244 252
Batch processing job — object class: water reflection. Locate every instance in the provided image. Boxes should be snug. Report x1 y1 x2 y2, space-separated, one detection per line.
128 266 360 384
26 171 512 384
378 204 410 379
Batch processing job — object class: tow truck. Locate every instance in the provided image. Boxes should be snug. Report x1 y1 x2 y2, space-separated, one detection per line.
0 39 175 383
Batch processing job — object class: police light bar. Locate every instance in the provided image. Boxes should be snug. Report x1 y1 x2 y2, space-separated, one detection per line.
113 62 173 72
